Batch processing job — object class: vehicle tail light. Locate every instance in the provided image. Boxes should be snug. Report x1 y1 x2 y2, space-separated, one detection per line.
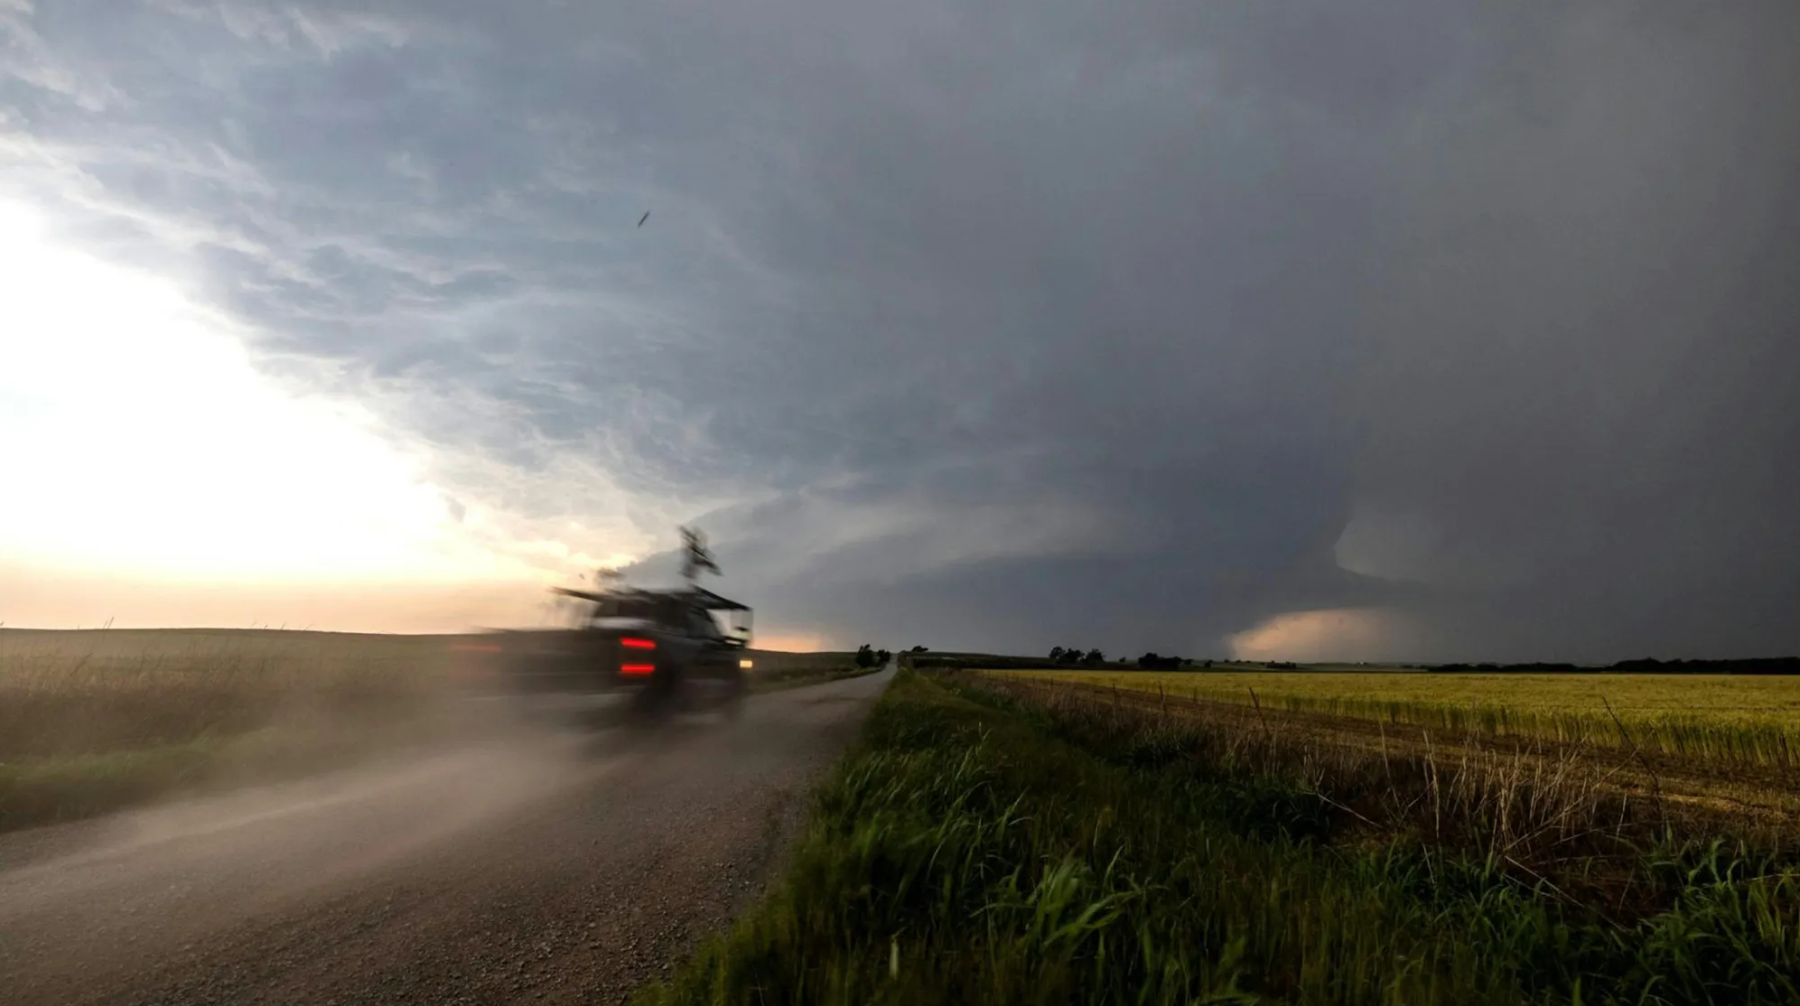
621 637 656 650
620 663 656 676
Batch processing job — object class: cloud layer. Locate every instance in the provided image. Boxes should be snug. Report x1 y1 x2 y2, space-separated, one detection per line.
3 0 1796 657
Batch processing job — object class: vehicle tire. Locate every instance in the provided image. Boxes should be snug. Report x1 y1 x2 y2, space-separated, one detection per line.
719 669 748 721
628 673 679 722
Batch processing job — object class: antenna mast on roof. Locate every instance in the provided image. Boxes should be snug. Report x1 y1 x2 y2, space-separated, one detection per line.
680 525 720 587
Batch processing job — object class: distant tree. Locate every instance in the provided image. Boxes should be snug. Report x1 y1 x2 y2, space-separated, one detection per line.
910 645 928 652
876 648 892 665
1049 646 1067 663
1083 648 1105 667
855 643 878 668
1137 652 1184 670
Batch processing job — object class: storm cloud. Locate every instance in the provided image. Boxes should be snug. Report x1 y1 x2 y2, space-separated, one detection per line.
3 0 1796 659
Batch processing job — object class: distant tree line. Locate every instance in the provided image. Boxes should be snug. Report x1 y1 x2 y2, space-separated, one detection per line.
1049 648 1232 671
1049 646 1108 667
902 649 1253 672
1428 657 1800 675
855 644 893 668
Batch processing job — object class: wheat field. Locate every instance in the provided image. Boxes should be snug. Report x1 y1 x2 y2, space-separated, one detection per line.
1002 668 1800 769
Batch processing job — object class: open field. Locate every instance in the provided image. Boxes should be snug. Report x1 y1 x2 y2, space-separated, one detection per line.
0 628 850 832
0 628 464 832
636 669 1800 1006
1002 668 1800 770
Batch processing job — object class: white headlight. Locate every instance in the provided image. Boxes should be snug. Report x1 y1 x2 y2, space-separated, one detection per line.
739 659 754 669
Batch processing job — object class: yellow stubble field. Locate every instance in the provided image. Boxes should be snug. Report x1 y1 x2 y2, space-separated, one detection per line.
1000 668 1800 769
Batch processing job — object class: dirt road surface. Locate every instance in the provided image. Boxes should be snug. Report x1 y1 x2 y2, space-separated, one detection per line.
0 667 893 1006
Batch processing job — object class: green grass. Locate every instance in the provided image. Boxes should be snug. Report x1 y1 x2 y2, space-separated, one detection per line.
634 670 1800 1006
1007 669 1800 770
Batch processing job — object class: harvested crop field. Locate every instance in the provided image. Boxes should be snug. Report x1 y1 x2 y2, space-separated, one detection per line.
1003 668 1800 770
987 671 1800 833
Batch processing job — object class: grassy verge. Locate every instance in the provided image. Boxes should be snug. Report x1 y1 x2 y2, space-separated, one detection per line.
633 669 1799 1006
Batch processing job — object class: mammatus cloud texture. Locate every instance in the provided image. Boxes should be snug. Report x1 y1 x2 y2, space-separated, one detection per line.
3 0 1796 658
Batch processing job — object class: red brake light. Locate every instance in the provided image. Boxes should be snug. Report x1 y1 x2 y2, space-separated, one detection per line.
621 637 656 650
620 663 656 676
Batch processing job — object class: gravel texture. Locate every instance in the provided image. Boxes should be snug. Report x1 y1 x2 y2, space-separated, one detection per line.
0 668 893 1006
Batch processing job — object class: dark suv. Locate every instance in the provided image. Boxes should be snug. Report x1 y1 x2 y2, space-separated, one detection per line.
470 585 753 720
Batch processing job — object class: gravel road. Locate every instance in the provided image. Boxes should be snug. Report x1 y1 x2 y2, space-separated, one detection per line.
0 667 893 1006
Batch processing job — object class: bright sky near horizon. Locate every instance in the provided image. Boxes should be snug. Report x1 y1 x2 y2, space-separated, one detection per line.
0 197 624 632
1 199 471 581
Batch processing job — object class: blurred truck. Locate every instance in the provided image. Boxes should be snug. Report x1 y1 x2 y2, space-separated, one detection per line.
456 583 753 723
453 528 753 723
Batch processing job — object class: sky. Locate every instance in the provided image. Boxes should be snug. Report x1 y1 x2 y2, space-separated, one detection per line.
2 0 1796 661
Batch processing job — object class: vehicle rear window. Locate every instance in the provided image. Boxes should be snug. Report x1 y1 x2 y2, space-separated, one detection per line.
591 597 683 625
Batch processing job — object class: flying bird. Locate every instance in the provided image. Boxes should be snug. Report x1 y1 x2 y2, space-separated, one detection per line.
637 211 650 227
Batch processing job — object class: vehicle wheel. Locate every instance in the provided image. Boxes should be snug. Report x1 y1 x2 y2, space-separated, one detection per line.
629 679 678 722
721 690 745 721
720 671 748 721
